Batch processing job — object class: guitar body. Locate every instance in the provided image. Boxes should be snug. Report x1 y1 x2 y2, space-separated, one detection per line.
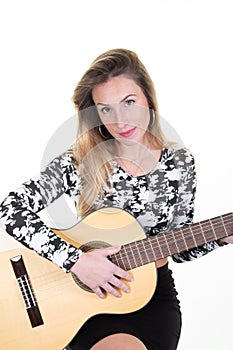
0 208 157 350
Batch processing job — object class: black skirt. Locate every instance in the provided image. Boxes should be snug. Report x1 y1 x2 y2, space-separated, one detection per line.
68 263 182 350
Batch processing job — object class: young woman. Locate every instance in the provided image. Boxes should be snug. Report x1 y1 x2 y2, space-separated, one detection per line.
0 49 231 350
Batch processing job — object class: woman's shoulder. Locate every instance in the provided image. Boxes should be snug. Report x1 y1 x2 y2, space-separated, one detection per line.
54 149 83 191
41 148 81 186
159 146 195 175
164 146 195 163
47 148 78 172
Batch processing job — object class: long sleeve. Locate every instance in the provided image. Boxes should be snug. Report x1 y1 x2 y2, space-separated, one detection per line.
0 152 83 272
171 150 220 263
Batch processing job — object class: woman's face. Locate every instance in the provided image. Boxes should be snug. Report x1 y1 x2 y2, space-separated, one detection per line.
92 75 150 146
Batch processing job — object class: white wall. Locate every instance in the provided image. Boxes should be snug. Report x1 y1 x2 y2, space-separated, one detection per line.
0 0 232 348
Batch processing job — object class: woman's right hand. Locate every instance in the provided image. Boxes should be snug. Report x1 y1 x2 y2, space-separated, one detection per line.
70 246 133 299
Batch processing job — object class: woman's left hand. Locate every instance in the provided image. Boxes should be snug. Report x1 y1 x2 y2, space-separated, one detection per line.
218 236 233 245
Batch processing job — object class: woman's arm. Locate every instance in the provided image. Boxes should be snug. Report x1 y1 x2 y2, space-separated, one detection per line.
0 151 133 297
171 149 222 263
0 152 83 272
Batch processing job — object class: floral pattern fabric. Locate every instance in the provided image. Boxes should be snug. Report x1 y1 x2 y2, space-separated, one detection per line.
0 147 219 272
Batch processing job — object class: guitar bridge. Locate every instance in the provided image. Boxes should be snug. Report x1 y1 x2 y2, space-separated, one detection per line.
10 255 44 328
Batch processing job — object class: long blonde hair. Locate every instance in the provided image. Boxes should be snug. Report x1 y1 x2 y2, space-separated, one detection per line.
72 48 166 217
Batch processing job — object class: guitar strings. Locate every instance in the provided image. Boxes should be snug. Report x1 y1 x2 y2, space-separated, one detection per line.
20 215 233 296
123 215 233 252
119 217 233 262
38 215 233 292
25 271 79 297
119 228 232 269
115 216 233 266
41 214 233 276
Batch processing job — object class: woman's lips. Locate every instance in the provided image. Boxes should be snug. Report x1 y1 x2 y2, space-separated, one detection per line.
119 127 136 137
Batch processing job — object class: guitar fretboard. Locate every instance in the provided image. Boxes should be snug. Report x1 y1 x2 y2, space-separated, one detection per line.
111 212 233 270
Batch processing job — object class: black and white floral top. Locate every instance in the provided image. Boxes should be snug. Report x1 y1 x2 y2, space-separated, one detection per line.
0 147 219 272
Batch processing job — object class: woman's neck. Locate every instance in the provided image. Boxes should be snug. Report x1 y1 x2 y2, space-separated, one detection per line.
115 137 159 161
115 139 162 176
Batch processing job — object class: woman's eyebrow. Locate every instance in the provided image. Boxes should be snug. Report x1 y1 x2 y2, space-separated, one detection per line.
120 94 137 103
97 94 137 106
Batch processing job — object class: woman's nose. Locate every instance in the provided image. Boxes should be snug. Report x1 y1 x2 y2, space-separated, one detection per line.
112 105 128 127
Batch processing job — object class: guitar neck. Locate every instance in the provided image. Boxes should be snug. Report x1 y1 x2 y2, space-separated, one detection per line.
111 212 233 270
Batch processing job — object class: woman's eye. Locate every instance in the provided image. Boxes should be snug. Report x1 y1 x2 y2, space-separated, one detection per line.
101 106 111 114
125 99 135 107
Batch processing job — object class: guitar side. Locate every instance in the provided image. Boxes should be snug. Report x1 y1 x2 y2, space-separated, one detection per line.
0 209 157 350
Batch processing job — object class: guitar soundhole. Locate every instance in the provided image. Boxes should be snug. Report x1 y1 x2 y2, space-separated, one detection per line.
71 241 111 293
71 273 94 292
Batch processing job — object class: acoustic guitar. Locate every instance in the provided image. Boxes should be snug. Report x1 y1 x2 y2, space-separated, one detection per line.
0 207 232 350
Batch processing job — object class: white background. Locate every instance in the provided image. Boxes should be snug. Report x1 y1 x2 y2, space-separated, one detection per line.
0 0 233 348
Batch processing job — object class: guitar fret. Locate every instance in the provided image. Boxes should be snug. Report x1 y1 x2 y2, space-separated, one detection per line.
148 239 157 262
155 235 164 258
178 226 191 250
122 246 131 270
172 230 179 253
209 218 217 240
159 235 170 257
202 220 218 242
199 222 207 244
129 243 137 269
140 239 151 264
129 243 137 268
220 215 228 238
134 241 144 266
170 228 186 253
188 225 198 247
141 239 150 264
115 251 127 270
163 234 172 256
180 228 189 251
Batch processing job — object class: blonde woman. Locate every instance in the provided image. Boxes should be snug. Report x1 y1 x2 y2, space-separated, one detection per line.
0 49 231 350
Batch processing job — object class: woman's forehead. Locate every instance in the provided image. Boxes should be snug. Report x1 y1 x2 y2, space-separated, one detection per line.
92 75 143 105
